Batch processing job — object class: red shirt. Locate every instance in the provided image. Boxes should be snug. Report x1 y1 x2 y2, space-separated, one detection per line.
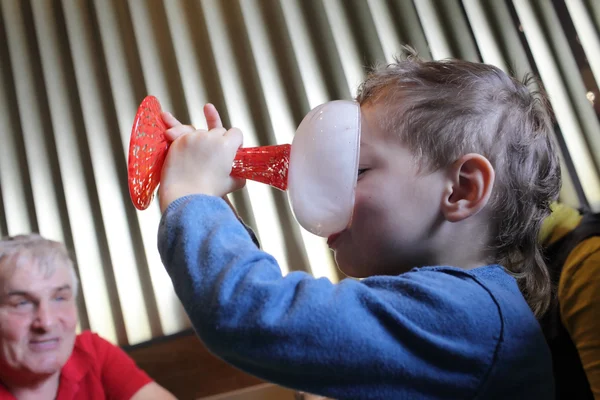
0 331 152 399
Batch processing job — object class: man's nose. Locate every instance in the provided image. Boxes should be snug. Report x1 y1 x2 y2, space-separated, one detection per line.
32 302 55 331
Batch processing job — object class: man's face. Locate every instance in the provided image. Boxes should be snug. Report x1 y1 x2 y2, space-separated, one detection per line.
0 258 77 378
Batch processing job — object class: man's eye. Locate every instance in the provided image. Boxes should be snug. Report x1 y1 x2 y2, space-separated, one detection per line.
14 300 31 308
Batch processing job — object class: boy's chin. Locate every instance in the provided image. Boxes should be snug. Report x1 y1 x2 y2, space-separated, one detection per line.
334 256 372 279
335 255 414 278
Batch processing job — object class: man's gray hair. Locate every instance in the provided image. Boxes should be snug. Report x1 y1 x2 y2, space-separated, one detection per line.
0 234 79 296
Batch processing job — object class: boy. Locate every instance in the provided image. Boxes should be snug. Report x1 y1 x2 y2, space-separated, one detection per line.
156 52 560 399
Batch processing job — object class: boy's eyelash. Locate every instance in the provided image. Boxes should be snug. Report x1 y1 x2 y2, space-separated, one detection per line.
358 168 368 177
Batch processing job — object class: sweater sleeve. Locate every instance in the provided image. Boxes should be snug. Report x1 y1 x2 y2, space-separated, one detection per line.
559 237 600 399
157 195 501 399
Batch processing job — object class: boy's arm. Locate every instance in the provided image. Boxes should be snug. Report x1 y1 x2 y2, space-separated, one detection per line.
158 195 500 399
222 195 260 248
559 238 600 399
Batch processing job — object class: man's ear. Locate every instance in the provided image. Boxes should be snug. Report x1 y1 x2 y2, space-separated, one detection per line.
441 153 495 223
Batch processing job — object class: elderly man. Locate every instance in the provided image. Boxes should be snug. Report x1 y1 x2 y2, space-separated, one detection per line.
0 234 176 399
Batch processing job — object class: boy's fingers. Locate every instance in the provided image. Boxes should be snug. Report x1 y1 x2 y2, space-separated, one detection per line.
162 111 197 142
165 124 196 142
224 128 243 151
204 103 223 130
229 177 247 193
161 111 182 129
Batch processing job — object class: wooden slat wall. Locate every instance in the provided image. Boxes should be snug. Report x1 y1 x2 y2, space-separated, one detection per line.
1 0 599 346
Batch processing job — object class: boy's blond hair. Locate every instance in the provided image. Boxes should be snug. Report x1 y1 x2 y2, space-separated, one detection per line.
356 50 561 316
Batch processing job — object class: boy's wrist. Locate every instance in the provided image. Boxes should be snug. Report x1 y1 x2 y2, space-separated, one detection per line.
159 186 211 213
159 188 181 213
159 179 243 213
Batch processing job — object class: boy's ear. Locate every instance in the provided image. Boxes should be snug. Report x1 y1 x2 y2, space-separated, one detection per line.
441 153 495 223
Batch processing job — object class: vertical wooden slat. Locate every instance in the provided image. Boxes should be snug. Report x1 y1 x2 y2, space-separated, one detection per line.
584 0 600 29
386 0 432 59
413 0 454 59
566 0 600 88
533 1 600 176
512 0 600 211
61 0 153 344
462 0 510 71
201 0 291 274
467 0 533 78
341 0 386 65
414 0 480 61
294 0 353 101
1 0 65 242
366 0 411 63
0 5 35 236
94 0 188 337
460 0 584 208
125 0 196 334
239 0 338 280
28 0 118 342
437 0 481 62
162 0 211 129
321 0 366 95
92 0 145 154
279 0 330 108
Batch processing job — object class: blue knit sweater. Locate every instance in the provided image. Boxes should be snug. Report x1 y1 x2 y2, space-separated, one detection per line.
158 195 554 399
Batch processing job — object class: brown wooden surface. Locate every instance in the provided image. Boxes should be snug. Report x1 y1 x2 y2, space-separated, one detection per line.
125 330 264 399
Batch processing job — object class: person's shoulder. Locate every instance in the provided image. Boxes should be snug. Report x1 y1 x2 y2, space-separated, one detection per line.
74 330 117 359
75 330 110 346
459 266 546 355
560 233 600 283
368 266 549 397
418 265 539 333
570 235 600 261
559 235 600 296
458 265 534 317
365 266 507 335
62 331 108 380
69 333 157 398
401 264 515 303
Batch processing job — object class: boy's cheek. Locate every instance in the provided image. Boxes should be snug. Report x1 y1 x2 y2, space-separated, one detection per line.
354 183 374 204
353 188 379 217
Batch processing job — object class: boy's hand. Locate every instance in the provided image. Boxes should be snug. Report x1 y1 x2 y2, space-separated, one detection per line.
158 104 246 212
